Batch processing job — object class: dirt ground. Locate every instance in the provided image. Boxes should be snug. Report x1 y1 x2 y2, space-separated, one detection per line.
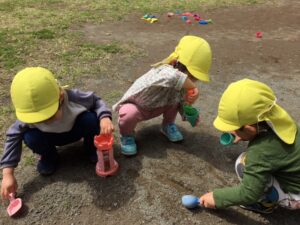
1 0 300 224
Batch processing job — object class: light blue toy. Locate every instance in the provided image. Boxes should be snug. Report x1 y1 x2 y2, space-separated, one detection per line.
220 132 235 145
182 195 201 209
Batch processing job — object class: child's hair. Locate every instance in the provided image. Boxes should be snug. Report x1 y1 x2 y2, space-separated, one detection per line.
173 61 188 74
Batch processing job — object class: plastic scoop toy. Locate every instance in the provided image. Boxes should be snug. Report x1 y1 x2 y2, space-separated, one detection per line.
182 195 201 209
220 132 235 145
7 193 22 217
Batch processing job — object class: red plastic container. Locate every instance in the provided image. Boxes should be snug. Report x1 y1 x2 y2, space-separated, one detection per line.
94 134 119 177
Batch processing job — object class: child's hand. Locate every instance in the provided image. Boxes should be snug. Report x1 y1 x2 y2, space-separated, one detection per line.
185 88 199 105
200 192 216 209
1 169 17 200
100 117 114 135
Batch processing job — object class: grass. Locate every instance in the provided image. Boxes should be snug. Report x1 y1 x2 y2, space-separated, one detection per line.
0 0 270 144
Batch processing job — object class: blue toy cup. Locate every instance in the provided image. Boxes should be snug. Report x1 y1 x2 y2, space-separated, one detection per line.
220 133 235 145
183 105 199 127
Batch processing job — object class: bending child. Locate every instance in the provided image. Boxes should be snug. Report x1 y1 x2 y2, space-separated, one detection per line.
1 67 114 200
113 35 212 155
200 79 300 213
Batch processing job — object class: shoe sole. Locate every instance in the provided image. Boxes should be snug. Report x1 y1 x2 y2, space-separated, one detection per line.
121 151 137 156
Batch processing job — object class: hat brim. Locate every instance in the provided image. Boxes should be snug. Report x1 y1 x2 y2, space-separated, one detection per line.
213 116 241 132
16 101 59 123
187 67 210 82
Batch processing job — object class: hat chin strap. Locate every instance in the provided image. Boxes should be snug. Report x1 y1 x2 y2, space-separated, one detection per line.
257 98 277 122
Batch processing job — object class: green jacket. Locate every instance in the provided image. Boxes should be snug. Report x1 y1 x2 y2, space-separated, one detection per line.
214 126 300 208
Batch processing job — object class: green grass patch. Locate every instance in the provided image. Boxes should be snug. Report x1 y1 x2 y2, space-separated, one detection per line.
0 0 271 136
23 154 36 166
32 29 55 39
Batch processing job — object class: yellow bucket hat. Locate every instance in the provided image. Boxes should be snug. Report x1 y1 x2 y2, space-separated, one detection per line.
153 35 212 82
10 67 60 123
214 79 297 144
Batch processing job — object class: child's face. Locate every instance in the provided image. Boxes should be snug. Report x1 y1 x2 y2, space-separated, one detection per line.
232 124 258 141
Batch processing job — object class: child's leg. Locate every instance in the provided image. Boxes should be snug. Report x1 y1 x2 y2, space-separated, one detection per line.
162 103 180 126
23 129 59 175
24 111 100 164
70 111 100 162
23 129 59 161
118 103 145 136
234 152 293 212
270 178 300 209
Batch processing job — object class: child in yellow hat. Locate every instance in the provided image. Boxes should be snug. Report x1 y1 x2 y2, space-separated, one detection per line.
200 79 300 213
1 67 114 200
113 35 212 155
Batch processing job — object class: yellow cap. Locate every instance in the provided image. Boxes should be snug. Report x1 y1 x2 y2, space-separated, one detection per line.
10 67 60 123
153 35 212 82
214 79 297 144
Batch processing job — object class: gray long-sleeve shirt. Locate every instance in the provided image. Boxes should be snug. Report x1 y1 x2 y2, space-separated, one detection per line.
0 89 112 169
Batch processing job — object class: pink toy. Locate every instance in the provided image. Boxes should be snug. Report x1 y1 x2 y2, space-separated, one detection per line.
256 32 262 38
7 193 22 217
181 12 193 17
186 19 192 24
94 134 119 177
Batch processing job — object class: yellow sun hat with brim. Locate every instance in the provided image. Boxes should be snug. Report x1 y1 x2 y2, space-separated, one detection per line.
213 79 297 144
10 67 60 124
152 35 212 82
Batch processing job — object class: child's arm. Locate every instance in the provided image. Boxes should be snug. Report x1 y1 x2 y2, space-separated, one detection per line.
200 192 216 208
100 117 114 135
182 78 199 105
1 167 17 200
66 89 113 134
1 121 26 200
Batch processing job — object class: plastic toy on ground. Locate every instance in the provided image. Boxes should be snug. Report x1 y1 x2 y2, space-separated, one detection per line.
94 134 119 177
7 193 22 217
182 195 201 209
220 132 235 145
256 32 263 38
141 14 158 23
199 19 213 25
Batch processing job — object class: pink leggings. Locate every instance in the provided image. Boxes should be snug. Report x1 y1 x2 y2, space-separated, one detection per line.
118 103 180 136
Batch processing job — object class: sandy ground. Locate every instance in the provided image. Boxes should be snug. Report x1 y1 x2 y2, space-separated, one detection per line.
1 0 300 224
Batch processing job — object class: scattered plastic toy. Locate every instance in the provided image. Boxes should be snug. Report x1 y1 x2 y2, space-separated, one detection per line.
256 31 263 38
141 14 158 23
167 11 212 26
220 132 235 145
193 14 201 21
167 12 175 17
182 195 201 209
7 193 22 217
94 134 119 177
185 19 192 25
199 19 213 25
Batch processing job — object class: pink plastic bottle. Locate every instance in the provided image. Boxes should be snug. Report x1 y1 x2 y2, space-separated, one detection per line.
94 134 119 177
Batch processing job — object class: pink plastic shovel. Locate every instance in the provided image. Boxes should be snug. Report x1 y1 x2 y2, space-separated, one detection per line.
7 193 22 217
